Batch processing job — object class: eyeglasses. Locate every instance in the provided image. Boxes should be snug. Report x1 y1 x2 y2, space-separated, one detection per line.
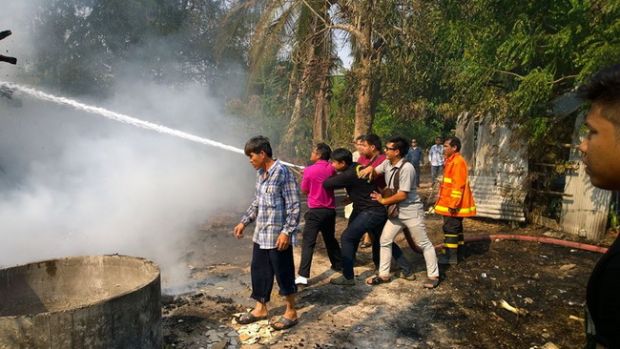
384 146 397 151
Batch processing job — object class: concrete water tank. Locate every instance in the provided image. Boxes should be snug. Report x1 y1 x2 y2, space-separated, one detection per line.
0 255 161 348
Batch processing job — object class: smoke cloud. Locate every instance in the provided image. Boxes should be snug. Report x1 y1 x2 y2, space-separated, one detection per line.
0 1 258 289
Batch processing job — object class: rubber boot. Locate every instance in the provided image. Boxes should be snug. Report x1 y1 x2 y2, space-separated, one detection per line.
438 248 458 265
457 247 465 262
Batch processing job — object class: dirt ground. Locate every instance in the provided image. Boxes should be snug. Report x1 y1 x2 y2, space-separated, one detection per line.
161 177 609 349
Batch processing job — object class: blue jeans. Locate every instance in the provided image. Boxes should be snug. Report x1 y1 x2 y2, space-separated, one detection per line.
341 209 387 279
431 165 443 184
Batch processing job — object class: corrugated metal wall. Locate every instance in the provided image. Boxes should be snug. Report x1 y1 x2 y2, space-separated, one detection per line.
456 103 611 239
560 112 611 240
456 113 528 222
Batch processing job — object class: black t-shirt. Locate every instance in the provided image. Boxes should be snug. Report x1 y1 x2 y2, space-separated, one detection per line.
323 163 385 214
587 235 620 348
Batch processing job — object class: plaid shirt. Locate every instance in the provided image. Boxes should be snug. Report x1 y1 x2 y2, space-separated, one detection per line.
240 160 300 249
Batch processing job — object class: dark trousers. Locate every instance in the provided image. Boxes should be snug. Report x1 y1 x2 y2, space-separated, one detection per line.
298 208 341 278
413 163 421 187
340 210 412 279
251 243 297 304
341 209 388 279
442 216 464 249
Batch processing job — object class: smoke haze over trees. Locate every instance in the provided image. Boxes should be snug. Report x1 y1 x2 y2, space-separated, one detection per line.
0 0 619 284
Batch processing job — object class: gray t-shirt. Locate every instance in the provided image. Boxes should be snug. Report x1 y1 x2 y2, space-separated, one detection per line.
375 158 423 218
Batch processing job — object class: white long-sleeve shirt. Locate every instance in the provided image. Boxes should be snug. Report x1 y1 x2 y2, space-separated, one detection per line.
429 144 444 166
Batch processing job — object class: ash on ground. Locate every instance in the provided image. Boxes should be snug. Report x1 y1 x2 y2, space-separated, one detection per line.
162 188 601 349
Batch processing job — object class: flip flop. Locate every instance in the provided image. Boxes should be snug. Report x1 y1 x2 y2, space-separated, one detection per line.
235 312 267 325
423 277 440 289
365 275 391 286
270 316 298 331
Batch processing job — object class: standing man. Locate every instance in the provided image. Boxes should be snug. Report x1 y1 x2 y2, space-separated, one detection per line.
352 135 365 162
434 136 476 265
296 143 342 286
233 136 300 331
357 134 386 248
365 137 440 288
578 64 620 349
429 137 444 184
406 138 424 187
323 148 388 285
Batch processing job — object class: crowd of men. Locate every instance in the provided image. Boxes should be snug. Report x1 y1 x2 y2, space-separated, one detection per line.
232 64 620 349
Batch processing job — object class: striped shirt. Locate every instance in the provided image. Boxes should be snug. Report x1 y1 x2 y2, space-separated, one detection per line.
240 160 301 249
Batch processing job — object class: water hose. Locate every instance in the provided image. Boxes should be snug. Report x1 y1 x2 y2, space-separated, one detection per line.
404 233 608 254
463 234 608 254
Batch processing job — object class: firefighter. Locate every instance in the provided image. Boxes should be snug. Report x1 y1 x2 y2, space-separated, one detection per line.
434 136 476 265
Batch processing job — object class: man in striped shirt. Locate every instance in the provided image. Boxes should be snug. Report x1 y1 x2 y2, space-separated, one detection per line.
233 136 301 331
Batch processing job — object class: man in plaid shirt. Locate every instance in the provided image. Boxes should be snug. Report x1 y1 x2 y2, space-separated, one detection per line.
233 136 301 331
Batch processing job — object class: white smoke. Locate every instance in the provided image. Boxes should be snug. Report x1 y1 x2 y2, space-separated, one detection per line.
0 1 261 288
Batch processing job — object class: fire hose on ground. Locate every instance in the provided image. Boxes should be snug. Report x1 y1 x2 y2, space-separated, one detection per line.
403 231 608 255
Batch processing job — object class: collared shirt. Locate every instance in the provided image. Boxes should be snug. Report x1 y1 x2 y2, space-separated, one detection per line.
406 147 423 166
375 158 422 218
241 160 300 249
301 159 336 209
358 153 387 189
429 144 444 166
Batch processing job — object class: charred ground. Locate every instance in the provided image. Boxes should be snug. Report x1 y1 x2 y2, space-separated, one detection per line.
162 187 606 349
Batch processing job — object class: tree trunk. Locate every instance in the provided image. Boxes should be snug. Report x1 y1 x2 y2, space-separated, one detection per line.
312 60 331 142
354 57 373 138
280 51 315 156
352 3 374 138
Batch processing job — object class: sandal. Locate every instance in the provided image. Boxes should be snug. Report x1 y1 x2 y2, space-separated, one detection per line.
235 312 267 325
365 275 391 286
399 270 416 281
270 316 298 331
360 241 372 249
423 277 440 289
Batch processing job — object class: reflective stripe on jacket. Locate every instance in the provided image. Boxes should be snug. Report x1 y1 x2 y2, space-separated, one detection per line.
435 153 476 217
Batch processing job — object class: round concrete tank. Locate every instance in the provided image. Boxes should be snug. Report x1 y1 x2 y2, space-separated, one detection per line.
0 255 161 348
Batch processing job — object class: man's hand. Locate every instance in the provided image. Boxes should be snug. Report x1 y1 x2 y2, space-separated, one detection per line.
233 223 245 239
275 233 290 251
358 166 374 179
449 207 458 215
370 190 384 204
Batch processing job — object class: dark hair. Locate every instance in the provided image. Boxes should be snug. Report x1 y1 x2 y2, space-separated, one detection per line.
244 135 272 157
579 64 620 125
331 148 353 165
315 143 332 160
355 134 365 142
387 136 409 157
445 136 461 152
362 134 382 150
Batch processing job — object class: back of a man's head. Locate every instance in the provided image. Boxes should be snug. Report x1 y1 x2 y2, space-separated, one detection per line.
579 64 620 127
445 136 462 152
331 148 353 165
315 142 332 160
244 135 272 157
387 136 409 157
363 134 382 152
578 64 620 190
